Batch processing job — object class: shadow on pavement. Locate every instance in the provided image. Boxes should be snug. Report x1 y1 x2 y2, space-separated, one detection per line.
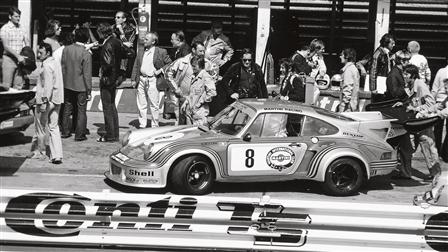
0 132 32 147
361 175 394 193
128 119 175 129
213 180 329 195
0 156 26 176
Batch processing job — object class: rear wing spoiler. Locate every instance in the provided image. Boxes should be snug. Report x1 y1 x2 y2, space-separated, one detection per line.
341 111 405 140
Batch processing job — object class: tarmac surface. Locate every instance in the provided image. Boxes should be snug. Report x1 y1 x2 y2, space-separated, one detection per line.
0 111 447 205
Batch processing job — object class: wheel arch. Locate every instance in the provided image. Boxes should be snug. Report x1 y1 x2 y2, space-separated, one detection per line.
313 148 369 182
166 149 219 183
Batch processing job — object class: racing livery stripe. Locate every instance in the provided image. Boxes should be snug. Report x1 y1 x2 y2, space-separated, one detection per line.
155 145 224 177
307 145 336 177
309 146 340 178
307 146 339 178
147 142 181 162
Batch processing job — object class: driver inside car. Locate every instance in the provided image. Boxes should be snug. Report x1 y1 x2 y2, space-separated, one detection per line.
263 114 288 137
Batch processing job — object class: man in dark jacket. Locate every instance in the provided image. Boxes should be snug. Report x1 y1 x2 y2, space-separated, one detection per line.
222 48 268 101
385 50 414 180
370 33 395 92
60 28 92 141
385 50 411 101
170 30 191 60
291 44 312 75
97 23 122 142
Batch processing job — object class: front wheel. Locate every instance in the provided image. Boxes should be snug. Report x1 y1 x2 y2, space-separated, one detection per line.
322 158 364 196
170 155 215 195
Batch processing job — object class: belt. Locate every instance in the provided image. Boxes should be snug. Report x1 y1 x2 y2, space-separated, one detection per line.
141 74 155 78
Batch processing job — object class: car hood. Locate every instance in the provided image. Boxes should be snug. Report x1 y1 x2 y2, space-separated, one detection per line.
127 125 220 146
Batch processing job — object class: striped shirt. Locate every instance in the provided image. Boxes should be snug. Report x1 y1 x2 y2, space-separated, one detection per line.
0 21 27 55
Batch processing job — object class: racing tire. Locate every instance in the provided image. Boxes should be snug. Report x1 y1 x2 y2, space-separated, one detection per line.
323 158 364 196
170 155 215 195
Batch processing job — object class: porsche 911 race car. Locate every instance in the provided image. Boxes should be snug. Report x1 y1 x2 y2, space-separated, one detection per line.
106 99 398 196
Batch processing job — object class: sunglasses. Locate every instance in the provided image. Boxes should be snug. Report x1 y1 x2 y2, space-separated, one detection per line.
115 16 124 19
242 59 252 62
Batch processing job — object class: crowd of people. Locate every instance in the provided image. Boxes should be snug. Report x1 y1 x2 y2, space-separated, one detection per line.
1 7 446 180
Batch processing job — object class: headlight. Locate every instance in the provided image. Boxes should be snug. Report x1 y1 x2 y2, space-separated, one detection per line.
120 142 153 161
380 152 392 160
143 143 154 160
121 130 131 146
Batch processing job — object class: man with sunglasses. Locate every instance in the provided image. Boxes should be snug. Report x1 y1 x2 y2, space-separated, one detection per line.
221 48 267 102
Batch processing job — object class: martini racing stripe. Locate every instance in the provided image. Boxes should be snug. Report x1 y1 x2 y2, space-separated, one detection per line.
155 145 224 177
147 142 181 162
307 146 339 178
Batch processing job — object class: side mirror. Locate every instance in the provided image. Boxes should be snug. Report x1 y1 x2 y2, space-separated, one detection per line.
243 133 252 142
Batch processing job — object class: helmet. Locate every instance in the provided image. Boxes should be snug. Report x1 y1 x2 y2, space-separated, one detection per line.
330 74 342 90
316 74 330 90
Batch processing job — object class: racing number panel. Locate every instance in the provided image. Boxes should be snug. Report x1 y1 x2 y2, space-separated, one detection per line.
227 140 308 176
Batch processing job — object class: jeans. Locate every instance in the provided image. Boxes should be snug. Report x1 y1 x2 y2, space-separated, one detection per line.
2 55 24 89
61 89 87 139
434 118 448 161
388 133 413 178
100 85 119 140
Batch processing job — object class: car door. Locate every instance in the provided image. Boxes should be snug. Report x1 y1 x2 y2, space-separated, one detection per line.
227 112 308 176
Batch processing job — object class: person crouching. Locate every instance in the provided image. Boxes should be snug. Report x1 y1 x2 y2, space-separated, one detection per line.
181 56 216 126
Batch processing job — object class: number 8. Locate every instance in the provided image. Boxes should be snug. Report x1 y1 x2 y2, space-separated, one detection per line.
245 149 254 168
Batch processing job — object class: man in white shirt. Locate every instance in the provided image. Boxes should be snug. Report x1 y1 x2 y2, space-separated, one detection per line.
0 7 29 89
29 42 64 163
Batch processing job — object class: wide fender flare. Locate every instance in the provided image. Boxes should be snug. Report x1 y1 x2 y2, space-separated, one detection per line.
313 148 370 182
165 148 223 179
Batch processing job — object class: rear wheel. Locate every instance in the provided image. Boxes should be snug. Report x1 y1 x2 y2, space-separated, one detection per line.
171 155 214 195
323 158 364 196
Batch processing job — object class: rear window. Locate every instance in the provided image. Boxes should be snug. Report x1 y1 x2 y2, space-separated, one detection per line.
314 107 355 121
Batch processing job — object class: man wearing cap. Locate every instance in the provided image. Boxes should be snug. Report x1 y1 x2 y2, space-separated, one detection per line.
192 20 233 72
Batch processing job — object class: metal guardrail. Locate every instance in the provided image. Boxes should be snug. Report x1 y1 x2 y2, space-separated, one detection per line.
1 189 447 251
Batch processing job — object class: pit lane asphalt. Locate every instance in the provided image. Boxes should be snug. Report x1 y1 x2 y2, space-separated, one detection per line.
0 111 446 204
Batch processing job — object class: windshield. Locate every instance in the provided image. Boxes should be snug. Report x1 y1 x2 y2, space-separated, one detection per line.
210 104 255 135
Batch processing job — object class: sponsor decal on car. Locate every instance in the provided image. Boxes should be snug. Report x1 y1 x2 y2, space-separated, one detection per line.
266 147 296 172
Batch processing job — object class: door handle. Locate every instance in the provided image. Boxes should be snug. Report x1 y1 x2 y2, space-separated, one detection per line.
289 143 301 147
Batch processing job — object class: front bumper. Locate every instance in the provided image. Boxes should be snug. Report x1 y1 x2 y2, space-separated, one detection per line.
0 114 33 135
105 152 168 188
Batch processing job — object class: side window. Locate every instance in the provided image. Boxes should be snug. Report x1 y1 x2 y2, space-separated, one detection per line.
247 113 306 138
286 114 304 137
246 114 265 137
302 116 338 136
261 114 288 137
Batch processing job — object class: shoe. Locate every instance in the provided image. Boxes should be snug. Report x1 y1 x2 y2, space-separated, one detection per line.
74 136 88 141
97 137 118 142
50 159 62 164
61 134 72 138
430 163 442 176
424 175 434 181
28 152 46 160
